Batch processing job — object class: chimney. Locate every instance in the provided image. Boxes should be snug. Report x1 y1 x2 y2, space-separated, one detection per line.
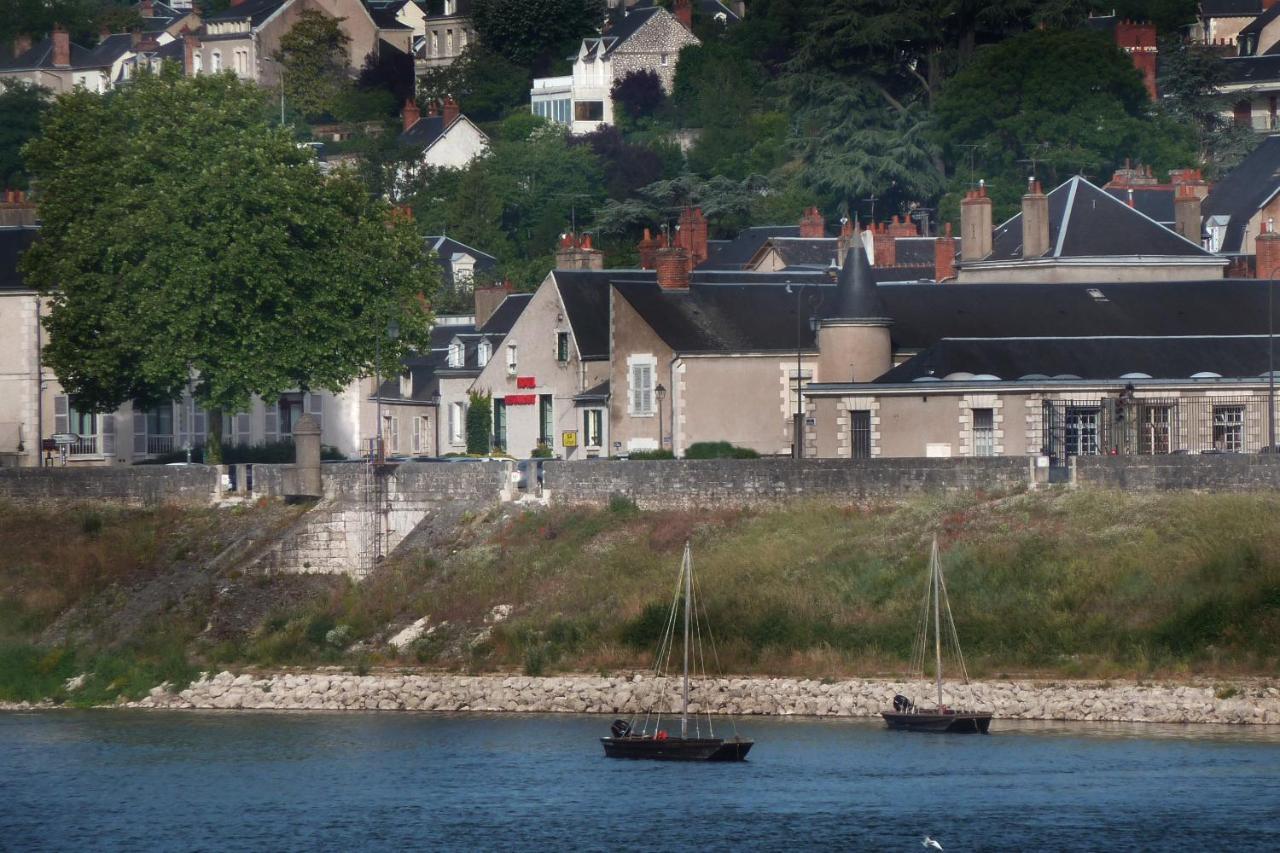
1021 178 1050 259
52 25 70 68
0 190 37 227
1257 221 1280 278
13 35 32 56
637 228 658 270
798 206 825 238
426 100 438 117
1170 167 1210 200
555 232 580 269
655 247 691 289
402 99 421 132
675 206 708 267
673 0 693 30
101 25 113 42
836 218 856 260
474 279 514 329
141 0 154 16
871 222 896 267
934 222 957 282
1174 184 1202 246
183 32 199 75
960 183 993 262
442 95 460 127
577 233 605 270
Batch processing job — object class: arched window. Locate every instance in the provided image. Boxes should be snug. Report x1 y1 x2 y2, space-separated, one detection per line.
211 51 221 73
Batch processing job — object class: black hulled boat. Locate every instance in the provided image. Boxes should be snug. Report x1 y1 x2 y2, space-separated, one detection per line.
880 536 993 735
601 542 753 762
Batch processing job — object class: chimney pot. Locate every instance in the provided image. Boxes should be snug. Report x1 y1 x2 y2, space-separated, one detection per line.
655 247 692 289
402 98 421 132
1022 178 1051 259
961 182 994 262
934 222 957 282
442 95 460 126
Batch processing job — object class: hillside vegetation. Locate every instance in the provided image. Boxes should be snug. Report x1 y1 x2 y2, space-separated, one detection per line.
2 489 1279 704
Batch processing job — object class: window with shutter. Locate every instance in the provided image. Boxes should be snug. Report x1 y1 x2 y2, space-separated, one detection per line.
630 362 653 415
54 395 68 435
413 416 423 453
102 411 115 456
133 408 147 455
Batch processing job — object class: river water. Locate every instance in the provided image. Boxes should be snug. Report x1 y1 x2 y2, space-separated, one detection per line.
1 711 1277 851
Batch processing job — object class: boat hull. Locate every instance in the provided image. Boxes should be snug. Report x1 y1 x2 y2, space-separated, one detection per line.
601 736 754 761
880 711 992 734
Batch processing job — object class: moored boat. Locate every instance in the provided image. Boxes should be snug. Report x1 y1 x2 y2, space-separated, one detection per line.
881 536 993 735
601 542 753 761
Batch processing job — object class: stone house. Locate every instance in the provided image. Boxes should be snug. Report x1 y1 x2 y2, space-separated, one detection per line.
530 2 699 134
414 0 477 70
468 267 613 458
1202 135 1280 262
0 28 139 93
183 0 412 86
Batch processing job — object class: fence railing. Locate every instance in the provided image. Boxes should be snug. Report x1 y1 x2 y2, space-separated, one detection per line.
68 436 98 456
147 435 174 455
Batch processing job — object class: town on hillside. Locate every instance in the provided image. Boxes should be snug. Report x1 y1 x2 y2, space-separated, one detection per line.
4 0 1280 470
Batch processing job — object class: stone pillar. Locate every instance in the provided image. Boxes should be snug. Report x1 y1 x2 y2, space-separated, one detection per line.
1021 179 1050 259
1174 184 1202 246
961 184 993 262
292 413 322 498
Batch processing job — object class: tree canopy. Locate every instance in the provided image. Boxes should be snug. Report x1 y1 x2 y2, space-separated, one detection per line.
0 81 50 190
275 9 354 122
22 68 436 459
470 0 606 76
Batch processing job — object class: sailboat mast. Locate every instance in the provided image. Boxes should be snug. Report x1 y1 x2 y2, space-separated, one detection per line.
681 542 691 739
932 537 943 709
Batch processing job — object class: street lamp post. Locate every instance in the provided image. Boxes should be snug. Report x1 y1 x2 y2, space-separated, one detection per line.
655 383 667 451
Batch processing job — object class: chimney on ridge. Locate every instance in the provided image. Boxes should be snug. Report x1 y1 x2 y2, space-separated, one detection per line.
655 247 692 289
402 98 421 132
442 95 460 127
474 279 514 329
934 223 957 282
1021 178 1050 259
798 206 825 238
675 206 708 267
871 222 895 267
637 228 658 270
52 25 70 67
1257 220 1280 278
673 0 693 31
960 182 993 262
1174 183 1203 246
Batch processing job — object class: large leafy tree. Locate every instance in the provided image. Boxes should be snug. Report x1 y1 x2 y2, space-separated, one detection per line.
0 80 50 190
417 45 531 122
1159 36 1259 177
932 28 1196 218
471 0 606 76
22 68 436 462
275 9 354 122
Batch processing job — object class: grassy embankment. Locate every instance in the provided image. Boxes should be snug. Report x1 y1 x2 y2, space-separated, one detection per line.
2 489 1279 704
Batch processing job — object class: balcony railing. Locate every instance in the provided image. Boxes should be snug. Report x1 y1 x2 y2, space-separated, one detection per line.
68 436 98 456
147 435 175 455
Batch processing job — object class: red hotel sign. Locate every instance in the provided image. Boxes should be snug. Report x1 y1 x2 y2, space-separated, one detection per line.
505 394 536 405
516 376 537 389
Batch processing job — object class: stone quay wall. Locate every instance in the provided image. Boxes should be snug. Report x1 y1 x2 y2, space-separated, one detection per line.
544 458 1033 510
128 671 1280 726
1076 455 1280 491
0 465 221 506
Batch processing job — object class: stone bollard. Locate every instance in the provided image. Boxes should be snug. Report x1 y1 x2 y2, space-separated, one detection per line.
290 413 323 498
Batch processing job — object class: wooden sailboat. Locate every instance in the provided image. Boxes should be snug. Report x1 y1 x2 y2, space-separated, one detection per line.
601 542 753 761
881 536 992 734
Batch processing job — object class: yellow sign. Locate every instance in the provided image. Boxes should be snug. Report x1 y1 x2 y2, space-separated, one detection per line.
562 431 578 447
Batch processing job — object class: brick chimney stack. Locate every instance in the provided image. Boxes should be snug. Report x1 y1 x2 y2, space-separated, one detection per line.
960 182 993 262
655 247 692 289
183 32 199 75
1114 20 1158 101
870 222 896 267
1257 220 1280 278
1021 177 1050 259
52 25 70 67
675 206 708 267
442 95 460 127
674 0 693 31
1170 167 1210 200
799 206 825 238
637 228 658 270
934 222 957 282
402 98 421 132
1174 183 1203 246
474 279 514 328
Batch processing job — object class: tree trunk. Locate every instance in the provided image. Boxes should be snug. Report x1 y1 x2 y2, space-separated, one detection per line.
206 407 224 465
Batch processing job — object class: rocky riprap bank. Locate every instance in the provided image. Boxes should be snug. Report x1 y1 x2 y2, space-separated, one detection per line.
102 671 1280 725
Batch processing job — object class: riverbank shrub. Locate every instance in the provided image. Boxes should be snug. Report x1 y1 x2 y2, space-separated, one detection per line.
684 441 760 459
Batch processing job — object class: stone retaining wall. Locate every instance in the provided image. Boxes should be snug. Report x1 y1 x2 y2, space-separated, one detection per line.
128 672 1280 726
544 458 1033 510
0 465 220 506
1076 455 1280 491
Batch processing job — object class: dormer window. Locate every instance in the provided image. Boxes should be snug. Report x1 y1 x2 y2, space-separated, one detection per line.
448 340 464 368
400 373 412 398
444 0 456 14
477 339 491 367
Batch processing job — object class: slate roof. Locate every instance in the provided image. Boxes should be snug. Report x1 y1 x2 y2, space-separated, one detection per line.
1202 135 1280 253
874 336 1280 383
399 114 487 150
0 227 40 291
895 237 942 266
834 246 889 320
1241 3 1280 37
554 271 616 359
699 226 800 270
426 235 497 290
479 293 532 335
365 1 413 29
1202 0 1262 14
1221 54 1280 84
986 176 1211 262
1102 187 1175 226
206 0 288 25
599 6 661 54
574 380 610 403
0 33 133 71
762 238 841 269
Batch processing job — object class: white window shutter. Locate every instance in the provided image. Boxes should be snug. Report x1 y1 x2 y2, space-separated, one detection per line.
640 365 652 415
308 392 323 432
102 411 115 456
54 395 68 435
133 408 147 454
236 413 250 445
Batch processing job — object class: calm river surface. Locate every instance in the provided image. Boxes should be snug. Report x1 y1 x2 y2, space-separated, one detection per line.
1 711 1277 851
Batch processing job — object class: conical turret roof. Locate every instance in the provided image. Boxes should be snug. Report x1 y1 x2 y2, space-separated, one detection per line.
832 244 891 323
